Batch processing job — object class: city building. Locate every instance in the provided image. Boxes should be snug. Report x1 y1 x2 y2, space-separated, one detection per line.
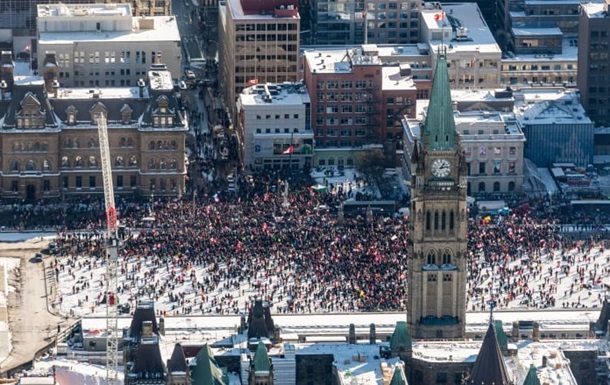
218 0 300 122
36 3 181 88
364 0 421 45
577 0 610 128
303 44 418 167
407 50 469 340
500 34 577 88
0 51 188 200
0 0 172 53
236 82 313 172
495 0 583 52
516 88 593 167
420 3 502 90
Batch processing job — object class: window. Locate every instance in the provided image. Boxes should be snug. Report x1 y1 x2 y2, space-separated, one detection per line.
89 176 96 188
76 176 82 188
493 161 501 174
509 146 516 156
493 181 500 191
478 182 485 192
478 162 486 174
479 146 487 155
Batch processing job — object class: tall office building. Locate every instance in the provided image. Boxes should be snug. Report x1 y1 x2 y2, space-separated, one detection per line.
219 0 300 121
577 0 610 127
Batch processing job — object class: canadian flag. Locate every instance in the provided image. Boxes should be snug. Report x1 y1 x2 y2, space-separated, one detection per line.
434 11 444 21
247 78 258 85
282 145 294 154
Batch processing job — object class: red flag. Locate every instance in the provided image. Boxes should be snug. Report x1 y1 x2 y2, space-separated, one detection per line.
247 79 258 85
434 11 444 21
282 145 294 154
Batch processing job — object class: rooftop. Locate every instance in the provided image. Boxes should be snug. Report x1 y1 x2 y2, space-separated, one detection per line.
38 16 180 44
512 27 563 36
239 83 310 106
502 36 578 62
53 87 148 100
304 47 382 74
37 3 132 18
224 0 300 20
580 2 609 17
514 88 590 125
381 67 417 91
422 3 501 55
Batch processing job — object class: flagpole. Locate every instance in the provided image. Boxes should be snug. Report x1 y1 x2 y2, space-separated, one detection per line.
288 132 294 175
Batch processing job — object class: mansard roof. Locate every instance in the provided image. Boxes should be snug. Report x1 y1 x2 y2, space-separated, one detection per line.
253 341 271 373
132 342 165 380
390 321 412 352
0 83 56 129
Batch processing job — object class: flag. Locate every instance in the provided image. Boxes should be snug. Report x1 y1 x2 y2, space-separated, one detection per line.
282 145 294 155
24 44 31 52
434 11 444 21
361 11 366 18
470 57 476 67
247 79 258 85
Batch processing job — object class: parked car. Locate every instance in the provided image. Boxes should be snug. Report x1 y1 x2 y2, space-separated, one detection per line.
34 253 43 262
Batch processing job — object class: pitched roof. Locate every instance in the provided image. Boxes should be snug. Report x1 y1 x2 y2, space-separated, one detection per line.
495 320 508 352
167 343 187 373
423 52 457 151
468 323 513 385
253 341 271 373
596 298 610 334
390 321 412 352
522 364 541 385
128 305 159 339
247 299 274 340
191 344 227 385
390 364 408 385
132 342 165 379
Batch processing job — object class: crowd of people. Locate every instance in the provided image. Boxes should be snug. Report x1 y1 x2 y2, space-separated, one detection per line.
41 177 610 318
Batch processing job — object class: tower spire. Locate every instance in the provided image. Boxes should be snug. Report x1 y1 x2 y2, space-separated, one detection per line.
423 51 457 151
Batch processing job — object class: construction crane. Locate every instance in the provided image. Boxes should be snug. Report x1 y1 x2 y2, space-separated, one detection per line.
97 112 120 385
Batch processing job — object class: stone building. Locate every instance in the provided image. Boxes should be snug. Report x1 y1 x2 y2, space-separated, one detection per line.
407 50 469 340
0 51 187 200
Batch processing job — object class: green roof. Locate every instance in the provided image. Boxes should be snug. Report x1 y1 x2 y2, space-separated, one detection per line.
390 364 407 385
191 344 227 385
253 341 271 373
423 52 458 151
523 364 541 385
390 321 412 352
495 320 508 351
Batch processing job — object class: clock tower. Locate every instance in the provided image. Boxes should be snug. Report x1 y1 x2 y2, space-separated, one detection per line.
407 51 468 340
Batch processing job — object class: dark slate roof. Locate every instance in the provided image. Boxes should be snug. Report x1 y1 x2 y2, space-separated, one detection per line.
423 52 457 151
522 364 541 385
129 305 159 339
247 299 273 340
1 83 57 128
167 343 187 373
390 364 407 385
50 95 149 125
253 341 271 373
468 323 513 385
132 342 165 379
190 344 226 385
596 298 610 334
390 321 412 352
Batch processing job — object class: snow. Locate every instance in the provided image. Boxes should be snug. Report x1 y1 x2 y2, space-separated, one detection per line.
0 256 21 362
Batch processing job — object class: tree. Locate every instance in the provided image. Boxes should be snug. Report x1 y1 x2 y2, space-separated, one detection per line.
355 148 386 182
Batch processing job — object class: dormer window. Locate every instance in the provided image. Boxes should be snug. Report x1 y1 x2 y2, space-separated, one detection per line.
66 105 78 126
16 92 46 129
120 104 133 124
90 102 108 124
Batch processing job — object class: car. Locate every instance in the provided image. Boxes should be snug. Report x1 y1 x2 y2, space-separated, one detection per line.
34 253 43 262
48 242 58 254
185 69 196 81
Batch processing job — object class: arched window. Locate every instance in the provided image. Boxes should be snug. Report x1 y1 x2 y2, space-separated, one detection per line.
169 158 177 169
43 159 51 171
434 211 439 230
450 210 455 230
427 250 436 265
61 156 69 167
129 155 138 166
442 250 451 265
149 141 156 150
120 137 127 147
478 182 486 192
33 142 40 151
127 138 134 147
148 159 157 169
88 138 96 148
25 159 35 171
88 156 97 167
426 211 431 230
493 181 500 192
75 156 83 167
10 160 19 171
116 156 124 167
508 181 515 191
159 159 167 169
441 211 446 230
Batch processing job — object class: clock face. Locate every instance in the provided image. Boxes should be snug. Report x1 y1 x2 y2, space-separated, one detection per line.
431 159 451 178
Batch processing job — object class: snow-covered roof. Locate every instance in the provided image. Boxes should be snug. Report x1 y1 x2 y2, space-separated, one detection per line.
239 83 310 106
502 37 578 62
512 27 563 36
581 2 608 17
53 87 148 100
381 67 417 91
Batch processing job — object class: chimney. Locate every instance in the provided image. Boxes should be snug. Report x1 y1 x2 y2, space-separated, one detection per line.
240 314 247 334
348 323 356 344
159 317 165 336
137 78 146 97
0 51 14 89
142 320 153 338
369 323 376 344
0 80 7 100
273 326 281 343
532 321 540 342
511 321 519 340
42 51 59 94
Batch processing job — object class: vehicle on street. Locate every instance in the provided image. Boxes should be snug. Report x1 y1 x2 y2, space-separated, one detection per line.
34 253 43 262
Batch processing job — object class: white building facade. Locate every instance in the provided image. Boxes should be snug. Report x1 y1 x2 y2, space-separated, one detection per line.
37 3 181 87
237 83 313 172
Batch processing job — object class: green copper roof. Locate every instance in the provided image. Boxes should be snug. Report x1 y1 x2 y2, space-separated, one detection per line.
253 341 271 373
495 320 508 352
390 321 412 352
523 364 541 385
424 53 457 151
191 344 227 385
390 364 407 385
